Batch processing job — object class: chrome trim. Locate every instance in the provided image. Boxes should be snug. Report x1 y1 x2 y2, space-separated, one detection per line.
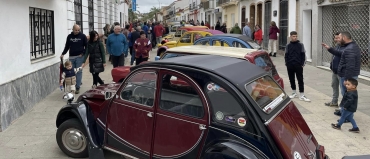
103 146 139 159
264 101 290 125
107 128 150 154
113 101 152 113
157 113 202 125
209 126 269 159
97 118 105 127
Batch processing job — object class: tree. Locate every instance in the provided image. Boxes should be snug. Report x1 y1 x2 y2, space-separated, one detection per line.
141 7 160 22
129 9 138 22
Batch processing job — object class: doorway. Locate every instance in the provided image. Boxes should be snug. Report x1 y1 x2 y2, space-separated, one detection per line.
250 4 255 32
279 0 288 50
241 7 246 27
303 10 312 61
257 3 262 26
263 1 271 49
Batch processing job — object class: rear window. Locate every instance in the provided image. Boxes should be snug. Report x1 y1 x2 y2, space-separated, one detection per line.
245 76 286 114
161 53 187 60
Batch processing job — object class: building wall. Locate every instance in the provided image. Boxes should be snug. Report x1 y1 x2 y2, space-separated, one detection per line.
0 0 128 131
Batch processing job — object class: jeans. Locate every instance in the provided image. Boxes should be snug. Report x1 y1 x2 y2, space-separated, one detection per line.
69 56 83 89
340 76 358 96
135 56 148 65
287 65 304 93
331 73 340 103
111 54 125 68
131 49 136 65
338 109 358 128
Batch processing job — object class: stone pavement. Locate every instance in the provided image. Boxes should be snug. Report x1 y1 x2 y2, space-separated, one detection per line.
0 50 369 158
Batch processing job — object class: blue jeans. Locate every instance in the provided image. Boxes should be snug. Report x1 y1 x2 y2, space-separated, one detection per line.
131 49 136 65
340 76 358 96
69 56 83 89
338 109 358 128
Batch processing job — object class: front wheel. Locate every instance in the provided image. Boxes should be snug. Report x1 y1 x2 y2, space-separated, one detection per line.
56 118 88 158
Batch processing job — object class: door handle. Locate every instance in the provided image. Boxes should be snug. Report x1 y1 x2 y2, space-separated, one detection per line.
147 112 153 118
199 124 206 130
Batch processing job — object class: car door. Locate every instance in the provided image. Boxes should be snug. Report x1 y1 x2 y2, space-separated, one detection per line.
152 70 209 159
105 70 158 158
177 32 193 46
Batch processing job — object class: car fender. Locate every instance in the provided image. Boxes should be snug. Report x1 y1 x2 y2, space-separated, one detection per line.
56 103 105 158
203 141 262 159
157 46 168 56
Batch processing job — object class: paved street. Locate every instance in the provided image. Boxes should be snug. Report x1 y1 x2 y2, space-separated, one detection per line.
0 49 370 159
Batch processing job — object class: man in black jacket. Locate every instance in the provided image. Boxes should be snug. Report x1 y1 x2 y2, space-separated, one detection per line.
129 26 141 65
337 31 361 96
60 24 87 94
285 31 310 102
322 32 345 107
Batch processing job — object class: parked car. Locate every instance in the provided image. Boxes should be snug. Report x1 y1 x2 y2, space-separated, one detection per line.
163 26 211 41
56 55 328 159
157 30 224 56
194 34 262 49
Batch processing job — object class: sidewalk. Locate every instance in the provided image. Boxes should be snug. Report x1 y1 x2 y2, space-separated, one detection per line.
0 52 369 158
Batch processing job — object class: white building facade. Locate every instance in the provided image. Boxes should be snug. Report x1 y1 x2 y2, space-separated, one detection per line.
0 0 128 131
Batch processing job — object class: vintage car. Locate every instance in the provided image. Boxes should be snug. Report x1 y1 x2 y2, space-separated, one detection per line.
56 55 328 159
194 34 262 49
157 30 224 56
164 26 214 42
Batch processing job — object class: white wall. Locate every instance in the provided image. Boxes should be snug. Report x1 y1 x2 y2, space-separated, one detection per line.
0 0 68 85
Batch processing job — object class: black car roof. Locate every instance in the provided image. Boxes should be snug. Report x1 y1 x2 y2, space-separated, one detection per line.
133 55 266 86
208 34 253 41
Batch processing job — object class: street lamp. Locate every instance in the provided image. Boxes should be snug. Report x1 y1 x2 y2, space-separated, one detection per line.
157 0 161 9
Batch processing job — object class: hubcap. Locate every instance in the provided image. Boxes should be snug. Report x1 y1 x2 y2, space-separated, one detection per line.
62 128 87 153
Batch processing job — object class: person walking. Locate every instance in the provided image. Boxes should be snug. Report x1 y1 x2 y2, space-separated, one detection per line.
268 21 280 57
230 23 242 34
285 31 310 102
134 31 152 65
129 26 141 66
106 26 128 68
142 22 149 35
242 22 252 38
82 30 106 88
154 22 165 47
331 78 360 133
337 31 361 96
322 32 345 107
254 24 263 47
60 24 87 94
220 22 227 33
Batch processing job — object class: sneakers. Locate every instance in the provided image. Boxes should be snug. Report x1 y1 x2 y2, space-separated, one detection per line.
289 93 297 99
348 127 360 133
92 85 97 89
75 89 80 94
334 110 341 116
299 95 311 102
331 123 341 130
325 102 338 107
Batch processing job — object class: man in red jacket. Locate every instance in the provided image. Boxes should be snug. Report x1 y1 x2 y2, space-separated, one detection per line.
134 31 152 65
154 22 165 48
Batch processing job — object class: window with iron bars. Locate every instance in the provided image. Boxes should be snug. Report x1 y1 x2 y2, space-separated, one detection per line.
74 0 83 32
88 0 94 31
29 7 55 60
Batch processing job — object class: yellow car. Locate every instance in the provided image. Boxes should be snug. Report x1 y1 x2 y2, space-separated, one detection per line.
156 30 224 56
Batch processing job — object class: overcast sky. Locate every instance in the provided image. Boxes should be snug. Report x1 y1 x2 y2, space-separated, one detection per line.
136 0 174 13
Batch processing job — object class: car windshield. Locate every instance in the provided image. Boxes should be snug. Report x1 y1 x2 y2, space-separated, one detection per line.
245 76 286 114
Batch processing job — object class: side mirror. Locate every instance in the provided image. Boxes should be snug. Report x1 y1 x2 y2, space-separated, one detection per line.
63 93 74 103
104 91 115 100
155 56 160 61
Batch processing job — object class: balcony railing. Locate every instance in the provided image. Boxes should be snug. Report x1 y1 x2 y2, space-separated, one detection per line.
202 0 214 10
217 0 230 6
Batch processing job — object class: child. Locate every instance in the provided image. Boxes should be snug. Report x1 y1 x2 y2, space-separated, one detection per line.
331 78 360 133
134 31 152 65
60 61 83 94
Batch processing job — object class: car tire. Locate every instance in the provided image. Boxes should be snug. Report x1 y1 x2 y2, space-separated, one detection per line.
56 118 88 158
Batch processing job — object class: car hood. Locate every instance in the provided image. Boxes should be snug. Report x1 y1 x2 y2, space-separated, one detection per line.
266 102 319 159
164 41 177 45
81 83 121 100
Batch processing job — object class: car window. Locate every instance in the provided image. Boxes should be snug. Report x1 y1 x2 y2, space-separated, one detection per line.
193 33 203 42
205 82 249 127
245 76 287 114
161 52 187 59
160 74 204 118
179 33 191 43
120 71 157 106
194 40 210 46
246 40 261 49
174 29 182 37
254 55 278 76
212 40 230 47
232 41 247 48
